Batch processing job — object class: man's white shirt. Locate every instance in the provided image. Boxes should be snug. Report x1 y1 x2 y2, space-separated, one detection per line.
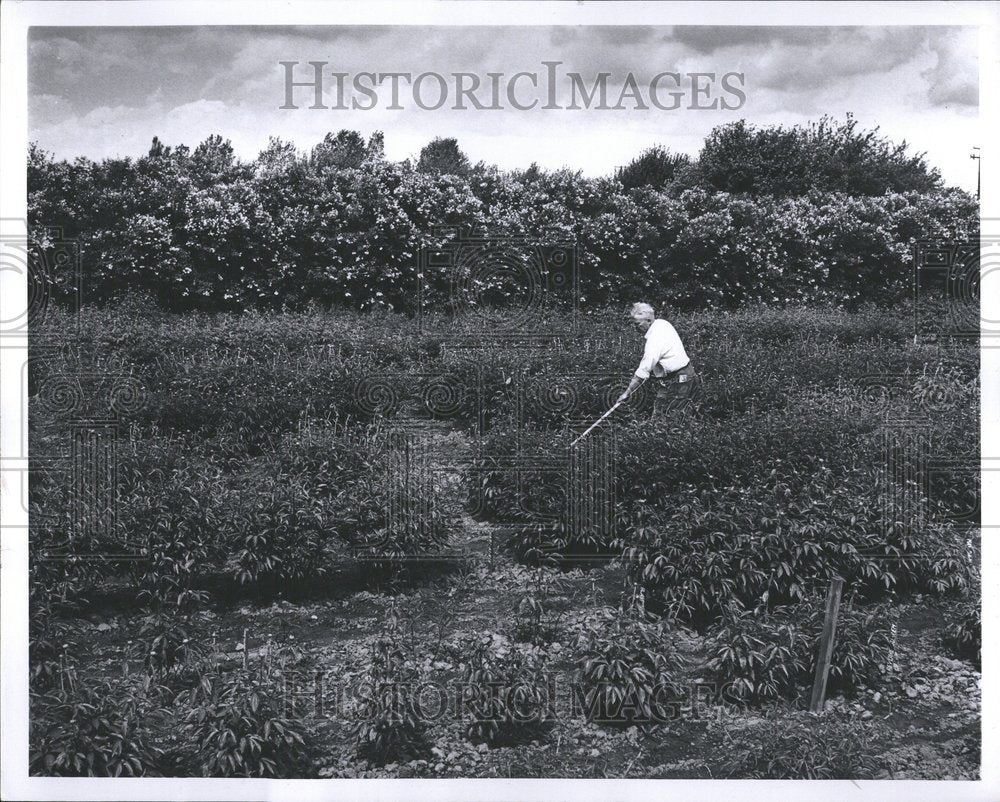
634 318 690 379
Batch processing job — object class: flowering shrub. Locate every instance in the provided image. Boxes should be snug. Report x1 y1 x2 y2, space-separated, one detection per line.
29 131 976 313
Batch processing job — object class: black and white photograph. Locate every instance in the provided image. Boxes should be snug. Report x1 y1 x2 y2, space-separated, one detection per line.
1 1 997 800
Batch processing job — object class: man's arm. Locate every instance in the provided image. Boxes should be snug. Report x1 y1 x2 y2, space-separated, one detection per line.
617 373 645 404
617 332 659 403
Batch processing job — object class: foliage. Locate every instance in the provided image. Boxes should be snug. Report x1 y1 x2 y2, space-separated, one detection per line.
181 670 312 777
709 606 811 703
512 563 567 644
721 711 880 779
616 145 691 191
310 129 382 171
135 611 204 675
575 608 686 726
698 115 942 196
273 423 456 577
25 296 979 778
229 473 333 593
708 600 894 704
462 633 552 746
619 470 970 628
30 676 164 777
354 606 429 765
417 136 471 176
28 551 87 692
28 121 976 313
943 598 981 668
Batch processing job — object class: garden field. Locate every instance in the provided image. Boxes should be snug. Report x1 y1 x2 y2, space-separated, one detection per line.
28 298 980 779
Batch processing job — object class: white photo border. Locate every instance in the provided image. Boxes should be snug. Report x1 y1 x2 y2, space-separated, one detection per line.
2 2 998 801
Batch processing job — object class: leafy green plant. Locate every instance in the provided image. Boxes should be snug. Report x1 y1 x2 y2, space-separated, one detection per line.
511 559 567 644
708 605 811 703
135 611 204 675
462 633 552 746
129 464 218 612
619 463 970 628
576 608 686 726
721 711 880 779
708 599 894 704
943 599 981 668
30 676 164 777
181 669 311 777
354 606 429 765
231 478 331 593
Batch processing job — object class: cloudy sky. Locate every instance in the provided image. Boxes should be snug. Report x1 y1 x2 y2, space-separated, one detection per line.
28 25 979 190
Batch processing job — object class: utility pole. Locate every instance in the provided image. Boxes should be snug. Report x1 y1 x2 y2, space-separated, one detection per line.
971 147 981 200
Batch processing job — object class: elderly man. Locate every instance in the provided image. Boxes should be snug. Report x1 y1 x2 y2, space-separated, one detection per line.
616 302 701 418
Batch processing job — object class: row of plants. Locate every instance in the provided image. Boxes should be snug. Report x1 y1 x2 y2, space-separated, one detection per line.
30 420 457 606
30 656 314 777
32 300 976 448
31 585 974 778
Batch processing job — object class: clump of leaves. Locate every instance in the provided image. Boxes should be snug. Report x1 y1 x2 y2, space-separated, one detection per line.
354 605 429 765
942 599 981 668
821 600 895 693
30 675 164 777
619 461 970 629
232 478 332 594
134 611 204 675
708 598 894 704
29 601 78 693
721 711 880 779
512 560 566 645
271 423 456 587
708 605 811 703
576 608 686 726
462 632 552 747
29 537 90 692
181 669 311 777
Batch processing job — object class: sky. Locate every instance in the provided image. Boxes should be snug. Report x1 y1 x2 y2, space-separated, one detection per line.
28 25 980 191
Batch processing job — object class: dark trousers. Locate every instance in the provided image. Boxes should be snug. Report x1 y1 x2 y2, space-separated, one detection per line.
652 363 702 419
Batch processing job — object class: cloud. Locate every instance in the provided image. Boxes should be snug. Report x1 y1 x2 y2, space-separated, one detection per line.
923 27 978 107
741 27 930 91
25 25 981 192
593 27 657 45
667 26 835 54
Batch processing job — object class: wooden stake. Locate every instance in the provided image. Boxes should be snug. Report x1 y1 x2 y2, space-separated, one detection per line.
242 628 248 671
810 577 844 714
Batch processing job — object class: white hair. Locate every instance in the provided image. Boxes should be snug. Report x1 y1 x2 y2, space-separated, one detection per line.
629 302 655 320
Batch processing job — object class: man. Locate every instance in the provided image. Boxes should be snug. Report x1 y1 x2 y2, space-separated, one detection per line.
616 302 701 418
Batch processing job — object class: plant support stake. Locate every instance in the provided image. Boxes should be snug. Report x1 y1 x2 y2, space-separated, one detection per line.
810 577 844 713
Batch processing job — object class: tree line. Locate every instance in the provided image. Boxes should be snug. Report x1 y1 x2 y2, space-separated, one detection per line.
28 116 974 311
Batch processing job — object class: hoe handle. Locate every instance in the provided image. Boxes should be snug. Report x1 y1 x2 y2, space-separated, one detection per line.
570 400 623 447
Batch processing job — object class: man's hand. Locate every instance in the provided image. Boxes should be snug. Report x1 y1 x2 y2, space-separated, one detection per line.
618 375 645 405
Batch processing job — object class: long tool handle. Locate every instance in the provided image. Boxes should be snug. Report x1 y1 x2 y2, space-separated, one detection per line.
570 400 623 447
